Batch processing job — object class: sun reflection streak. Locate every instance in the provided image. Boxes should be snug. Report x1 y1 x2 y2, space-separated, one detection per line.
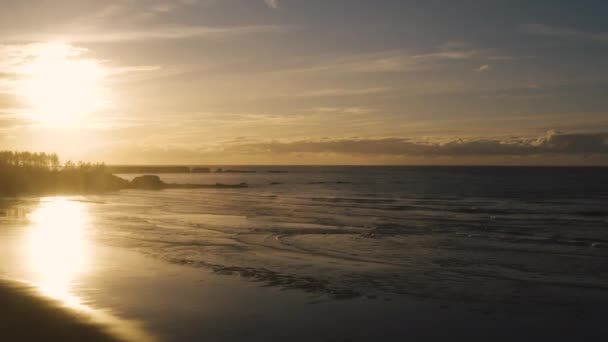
20 197 157 341
26 197 91 309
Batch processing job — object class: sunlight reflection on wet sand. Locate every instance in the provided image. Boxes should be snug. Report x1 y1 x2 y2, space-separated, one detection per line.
21 197 155 342
26 197 90 309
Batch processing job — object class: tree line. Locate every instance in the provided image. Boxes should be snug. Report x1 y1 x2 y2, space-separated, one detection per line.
0 151 128 195
0 151 60 169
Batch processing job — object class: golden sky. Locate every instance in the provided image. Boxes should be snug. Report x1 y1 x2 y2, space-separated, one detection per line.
1 0 607 165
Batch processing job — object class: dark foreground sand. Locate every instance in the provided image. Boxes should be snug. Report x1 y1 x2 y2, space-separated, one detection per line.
0 280 122 342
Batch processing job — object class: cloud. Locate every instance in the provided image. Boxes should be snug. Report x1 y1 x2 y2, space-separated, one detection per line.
356 47 482 73
413 50 480 61
294 87 391 98
282 44 486 76
89 131 608 165
0 42 158 77
307 51 427 74
475 64 491 72
264 0 280 9
0 121 24 131
522 24 608 43
6 25 289 43
0 42 81 72
311 107 376 114
222 131 608 157
69 0 206 26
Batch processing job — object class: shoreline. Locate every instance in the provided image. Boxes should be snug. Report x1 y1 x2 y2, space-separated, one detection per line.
0 280 124 341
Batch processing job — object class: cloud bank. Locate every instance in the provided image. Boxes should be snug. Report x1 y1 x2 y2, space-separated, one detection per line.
93 131 608 165
224 131 608 157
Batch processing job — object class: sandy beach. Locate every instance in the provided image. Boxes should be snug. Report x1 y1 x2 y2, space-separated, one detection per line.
0 280 121 341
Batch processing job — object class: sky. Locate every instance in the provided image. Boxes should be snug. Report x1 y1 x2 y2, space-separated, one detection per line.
1 0 608 165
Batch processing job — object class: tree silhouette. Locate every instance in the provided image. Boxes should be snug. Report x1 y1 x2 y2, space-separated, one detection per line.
0 150 127 195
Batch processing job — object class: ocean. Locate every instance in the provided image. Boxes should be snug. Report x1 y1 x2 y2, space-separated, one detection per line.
105 167 608 302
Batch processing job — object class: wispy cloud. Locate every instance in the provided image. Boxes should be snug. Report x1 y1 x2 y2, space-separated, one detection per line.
413 49 480 61
7 25 290 43
522 24 608 43
311 107 376 115
475 64 491 72
0 42 158 76
264 0 280 9
295 87 391 98
69 0 204 26
281 44 487 75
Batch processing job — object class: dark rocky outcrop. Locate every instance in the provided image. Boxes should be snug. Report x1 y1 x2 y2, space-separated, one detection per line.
191 167 211 173
128 175 248 190
215 168 255 173
107 166 191 174
128 175 166 190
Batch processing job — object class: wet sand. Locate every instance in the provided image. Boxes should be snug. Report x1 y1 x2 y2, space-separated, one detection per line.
0 281 121 341
1 196 608 341
2 234 607 342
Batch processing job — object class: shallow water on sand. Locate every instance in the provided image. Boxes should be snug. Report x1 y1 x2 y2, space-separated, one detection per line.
109 167 608 304
1 166 608 340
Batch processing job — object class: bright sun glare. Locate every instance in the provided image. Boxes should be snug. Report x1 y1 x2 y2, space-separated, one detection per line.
18 42 108 126
26 197 90 308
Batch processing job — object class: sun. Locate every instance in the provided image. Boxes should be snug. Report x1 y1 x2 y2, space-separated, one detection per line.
17 42 109 126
